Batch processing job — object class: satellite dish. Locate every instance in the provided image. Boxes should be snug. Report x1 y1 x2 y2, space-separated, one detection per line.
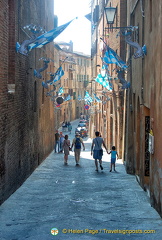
56 97 64 104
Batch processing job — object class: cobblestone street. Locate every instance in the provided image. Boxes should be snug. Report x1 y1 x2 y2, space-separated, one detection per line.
0 119 162 240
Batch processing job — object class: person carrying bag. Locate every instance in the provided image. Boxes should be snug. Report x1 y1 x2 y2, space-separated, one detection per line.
71 132 85 166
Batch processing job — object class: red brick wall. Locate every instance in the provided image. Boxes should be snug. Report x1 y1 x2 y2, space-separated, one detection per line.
0 0 9 178
0 0 55 204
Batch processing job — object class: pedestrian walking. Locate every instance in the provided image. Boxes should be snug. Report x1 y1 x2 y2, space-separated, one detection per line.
68 123 72 134
109 146 119 172
54 130 60 153
91 131 108 172
62 135 71 165
62 122 66 132
71 132 85 166
59 132 65 153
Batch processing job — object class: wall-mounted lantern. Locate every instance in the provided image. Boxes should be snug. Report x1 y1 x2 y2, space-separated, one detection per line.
105 7 117 24
104 6 147 59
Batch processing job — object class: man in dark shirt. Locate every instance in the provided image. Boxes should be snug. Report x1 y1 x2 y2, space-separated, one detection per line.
54 130 60 153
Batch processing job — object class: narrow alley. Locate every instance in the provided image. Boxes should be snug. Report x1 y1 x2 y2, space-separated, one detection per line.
0 120 161 240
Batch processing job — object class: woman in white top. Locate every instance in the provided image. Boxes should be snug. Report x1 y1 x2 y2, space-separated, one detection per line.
62 135 70 165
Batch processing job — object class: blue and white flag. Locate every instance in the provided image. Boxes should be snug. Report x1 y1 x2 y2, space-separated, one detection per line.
34 59 50 79
58 87 64 95
78 95 83 101
95 74 112 91
93 93 101 102
84 92 93 103
103 46 128 70
52 67 64 83
16 20 75 55
64 94 71 101
42 66 64 89
28 19 74 51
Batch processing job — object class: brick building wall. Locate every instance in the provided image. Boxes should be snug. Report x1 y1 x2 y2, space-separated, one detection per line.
90 0 127 157
125 0 162 216
0 0 55 204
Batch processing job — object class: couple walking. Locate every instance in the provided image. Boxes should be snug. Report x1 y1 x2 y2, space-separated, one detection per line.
62 132 85 166
91 131 118 172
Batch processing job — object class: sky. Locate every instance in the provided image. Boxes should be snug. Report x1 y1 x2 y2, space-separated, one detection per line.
54 0 91 55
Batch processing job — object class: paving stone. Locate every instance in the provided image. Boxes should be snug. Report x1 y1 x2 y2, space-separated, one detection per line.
0 119 162 240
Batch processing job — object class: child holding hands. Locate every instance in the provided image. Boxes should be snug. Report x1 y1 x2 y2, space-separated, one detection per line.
109 146 118 172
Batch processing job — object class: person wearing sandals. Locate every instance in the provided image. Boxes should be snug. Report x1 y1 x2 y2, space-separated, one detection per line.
62 135 71 165
91 131 108 172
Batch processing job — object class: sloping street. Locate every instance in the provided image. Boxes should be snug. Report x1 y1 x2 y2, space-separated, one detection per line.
0 119 162 240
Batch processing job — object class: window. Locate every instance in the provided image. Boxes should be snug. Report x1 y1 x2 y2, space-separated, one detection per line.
73 92 76 100
69 89 73 96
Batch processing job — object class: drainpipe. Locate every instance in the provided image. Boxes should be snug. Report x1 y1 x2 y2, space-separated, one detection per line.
141 0 145 105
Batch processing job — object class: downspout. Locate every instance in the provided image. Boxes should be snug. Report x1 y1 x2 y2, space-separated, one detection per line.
141 0 145 105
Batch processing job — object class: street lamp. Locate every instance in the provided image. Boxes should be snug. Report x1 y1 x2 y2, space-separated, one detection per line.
105 7 117 25
103 6 147 58
104 7 136 30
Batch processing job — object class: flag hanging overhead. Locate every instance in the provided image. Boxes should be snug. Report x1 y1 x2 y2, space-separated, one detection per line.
28 19 74 51
16 19 75 55
78 95 83 101
64 94 71 101
58 87 64 95
52 66 64 83
93 93 101 102
103 46 128 70
95 73 112 91
84 91 93 103
100 37 127 70
42 66 64 89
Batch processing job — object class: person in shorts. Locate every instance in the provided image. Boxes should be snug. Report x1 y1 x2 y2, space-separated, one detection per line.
71 132 85 166
91 131 108 172
109 146 118 172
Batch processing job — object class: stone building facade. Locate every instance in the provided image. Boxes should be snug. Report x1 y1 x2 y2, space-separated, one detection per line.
90 0 127 157
125 0 162 216
54 41 91 125
0 0 55 204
